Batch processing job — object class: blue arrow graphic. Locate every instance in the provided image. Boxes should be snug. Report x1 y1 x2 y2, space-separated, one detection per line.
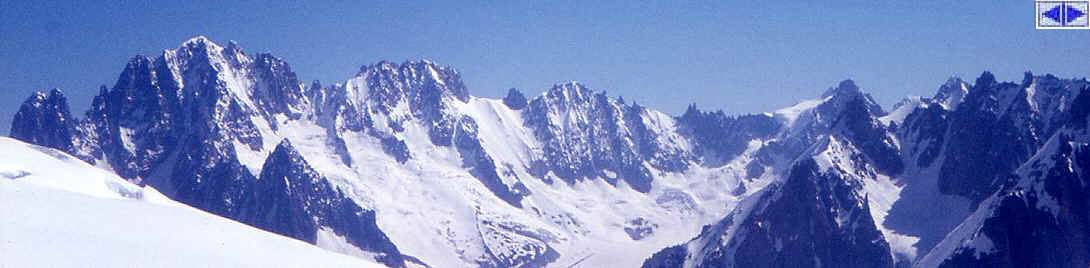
1043 3 1087 26
1065 4 1087 23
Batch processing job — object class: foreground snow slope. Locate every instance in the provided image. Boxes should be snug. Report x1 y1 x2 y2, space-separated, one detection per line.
0 137 380 267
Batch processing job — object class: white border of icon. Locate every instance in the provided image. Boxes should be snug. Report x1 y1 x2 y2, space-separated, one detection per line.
1036 0 1090 29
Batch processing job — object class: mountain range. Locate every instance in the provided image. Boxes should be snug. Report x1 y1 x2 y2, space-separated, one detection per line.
7 36 1090 268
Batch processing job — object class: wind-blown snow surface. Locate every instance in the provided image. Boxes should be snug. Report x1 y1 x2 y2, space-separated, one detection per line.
0 137 380 268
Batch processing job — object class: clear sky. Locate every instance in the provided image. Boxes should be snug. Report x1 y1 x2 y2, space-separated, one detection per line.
2 1 1088 134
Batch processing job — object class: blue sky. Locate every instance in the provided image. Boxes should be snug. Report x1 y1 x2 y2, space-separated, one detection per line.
2 1 1088 134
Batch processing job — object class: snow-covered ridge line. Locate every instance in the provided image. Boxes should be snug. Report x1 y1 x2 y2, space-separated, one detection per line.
10 36 796 267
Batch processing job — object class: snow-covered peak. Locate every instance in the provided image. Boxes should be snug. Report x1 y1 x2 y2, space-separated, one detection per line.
769 79 902 175
880 96 927 126
777 79 885 129
934 77 968 111
775 79 886 132
406 58 440 67
524 81 608 132
542 81 594 103
19 88 62 102
822 80 884 115
821 79 862 99
177 36 220 57
525 81 619 134
350 59 472 108
355 59 449 79
22 88 68 108
1023 73 1085 124
359 60 399 74
176 35 243 61
172 35 250 66
182 35 216 46
160 36 308 120
404 59 469 99
402 59 439 73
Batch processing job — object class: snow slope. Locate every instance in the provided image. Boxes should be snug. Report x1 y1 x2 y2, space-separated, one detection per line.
0 137 381 268
275 95 757 267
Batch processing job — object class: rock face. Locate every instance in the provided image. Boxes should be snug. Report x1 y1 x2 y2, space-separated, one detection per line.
645 156 895 268
522 82 691 192
642 82 900 268
644 75 1090 268
503 88 527 110
726 156 893 268
886 72 1078 206
919 84 1090 268
316 59 529 207
10 89 80 159
676 104 780 167
240 140 404 267
934 137 1090 268
783 80 903 176
12 36 1090 268
8 36 409 266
